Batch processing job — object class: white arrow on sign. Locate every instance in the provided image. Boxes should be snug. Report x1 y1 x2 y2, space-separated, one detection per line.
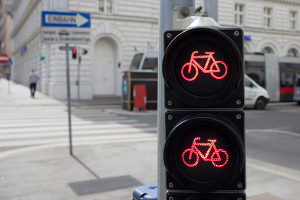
76 14 89 27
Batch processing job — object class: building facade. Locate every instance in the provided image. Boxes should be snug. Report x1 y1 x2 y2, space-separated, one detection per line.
215 0 300 56
7 0 158 99
7 0 300 99
0 0 12 77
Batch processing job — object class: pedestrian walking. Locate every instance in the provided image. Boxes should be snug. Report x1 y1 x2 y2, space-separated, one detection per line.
29 69 39 98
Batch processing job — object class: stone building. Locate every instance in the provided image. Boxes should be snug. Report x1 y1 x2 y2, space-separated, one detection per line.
0 0 12 77
6 0 158 99
214 0 300 56
6 0 300 99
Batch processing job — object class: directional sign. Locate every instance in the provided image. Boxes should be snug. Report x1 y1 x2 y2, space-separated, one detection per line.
41 11 91 44
42 11 90 28
41 28 90 44
0 53 9 64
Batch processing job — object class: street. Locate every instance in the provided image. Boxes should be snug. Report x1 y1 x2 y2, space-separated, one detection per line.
245 105 300 171
0 80 300 200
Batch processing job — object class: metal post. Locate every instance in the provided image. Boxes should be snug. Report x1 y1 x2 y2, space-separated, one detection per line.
77 47 81 102
8 66 11 94
65 43 73 155
8 78 10 94
157 1 194 200
204 0 218 21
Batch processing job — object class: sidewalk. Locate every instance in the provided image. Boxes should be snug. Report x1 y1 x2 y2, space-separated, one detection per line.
0 139 299 200
0 79 299 200
0 79 63 107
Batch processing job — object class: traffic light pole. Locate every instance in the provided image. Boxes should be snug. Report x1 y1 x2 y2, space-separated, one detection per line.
65 43 73 156
157 1 194 200
77 47 81 102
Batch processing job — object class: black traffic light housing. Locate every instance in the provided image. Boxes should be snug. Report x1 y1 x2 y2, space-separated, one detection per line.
162 27 245 198
164 111 245 192
163 28 244 108
72 48 77 59
167 192 246 200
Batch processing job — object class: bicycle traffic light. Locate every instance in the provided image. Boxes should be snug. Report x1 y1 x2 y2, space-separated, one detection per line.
162 28 245 199
72 48 77 59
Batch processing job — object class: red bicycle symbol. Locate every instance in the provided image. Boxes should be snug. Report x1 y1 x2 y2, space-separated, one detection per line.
182 137 229 168
181 51 228 81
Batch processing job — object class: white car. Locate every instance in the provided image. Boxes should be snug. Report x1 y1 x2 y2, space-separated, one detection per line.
244 75 270 109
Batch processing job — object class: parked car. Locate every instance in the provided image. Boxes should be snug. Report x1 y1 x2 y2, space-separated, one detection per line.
293 76 300 105
244 75 270 109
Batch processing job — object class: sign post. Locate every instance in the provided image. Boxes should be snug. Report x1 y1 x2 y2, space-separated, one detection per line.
77 47 81 102
42 11 91 155
65 43 73 155
0 53 10 94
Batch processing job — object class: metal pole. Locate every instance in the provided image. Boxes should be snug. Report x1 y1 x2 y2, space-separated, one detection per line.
77 54 81 102
66 43 73 155
8 78 10 94
204 0 218 21
157 1 194 200
77 47 81 102
8 66 11 94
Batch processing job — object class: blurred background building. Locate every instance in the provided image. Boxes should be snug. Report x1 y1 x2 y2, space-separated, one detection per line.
0 0 12 78
5 0 158 99
214 0 300 56
3 0 300 100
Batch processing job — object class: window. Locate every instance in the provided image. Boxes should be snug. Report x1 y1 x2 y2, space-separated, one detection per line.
98 0 113 13
262 46 274 54
290 10 297 30
129 53 143 70
264 7 272 28
287 48 299 57
142 57 158 71
244 77 254 88
234 4 245 25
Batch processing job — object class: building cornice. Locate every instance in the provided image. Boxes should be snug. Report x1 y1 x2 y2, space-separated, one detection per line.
262 0 300 6
222 24 300 37
243 26 300 37
91 13 158 24
11 0 39 39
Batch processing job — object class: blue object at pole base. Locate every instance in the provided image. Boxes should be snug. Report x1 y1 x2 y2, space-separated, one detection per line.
133 184 157 200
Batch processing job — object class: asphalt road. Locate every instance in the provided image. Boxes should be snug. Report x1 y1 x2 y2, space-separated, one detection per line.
245 103 300 171
1 103 300 200
124 103 300 171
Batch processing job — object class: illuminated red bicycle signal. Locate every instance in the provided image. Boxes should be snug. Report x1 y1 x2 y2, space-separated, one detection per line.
181 51 228 81
182 137 229 168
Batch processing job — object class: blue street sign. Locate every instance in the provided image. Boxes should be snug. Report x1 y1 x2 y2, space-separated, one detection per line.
244 35 252 41
6 59 13 66
42 11 90 28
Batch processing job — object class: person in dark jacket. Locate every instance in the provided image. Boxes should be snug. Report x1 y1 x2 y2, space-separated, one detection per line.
28 69 39 98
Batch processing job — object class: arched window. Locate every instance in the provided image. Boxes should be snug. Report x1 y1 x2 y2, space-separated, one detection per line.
261 46 274 54
287 48 299 57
